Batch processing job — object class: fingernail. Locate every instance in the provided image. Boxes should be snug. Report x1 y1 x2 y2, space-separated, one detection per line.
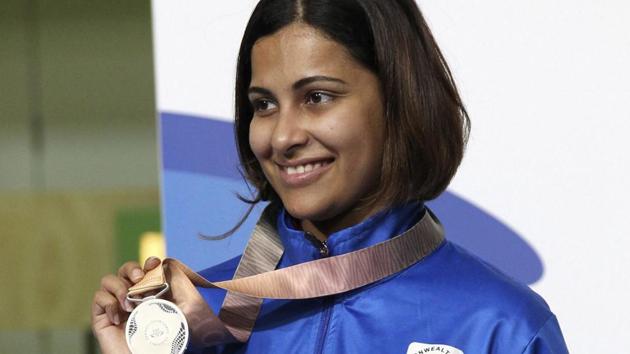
113 313 120 325
132 269 144 281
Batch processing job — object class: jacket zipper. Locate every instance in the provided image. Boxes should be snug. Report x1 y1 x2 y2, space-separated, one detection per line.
305 232 329 258
315 296 334 354
305 232 332 354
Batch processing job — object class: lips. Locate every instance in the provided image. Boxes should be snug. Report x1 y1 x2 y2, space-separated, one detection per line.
284 160 328 175
276 158 334 187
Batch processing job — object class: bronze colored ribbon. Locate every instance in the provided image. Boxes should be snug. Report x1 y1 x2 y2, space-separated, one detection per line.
128 205 444 346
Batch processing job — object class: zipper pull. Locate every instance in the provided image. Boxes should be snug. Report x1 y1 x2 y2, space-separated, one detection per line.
305 232 330 258
318 240 329 258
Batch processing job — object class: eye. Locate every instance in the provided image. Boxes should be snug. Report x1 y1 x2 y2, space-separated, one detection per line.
306 92 335 105
252 98 278 114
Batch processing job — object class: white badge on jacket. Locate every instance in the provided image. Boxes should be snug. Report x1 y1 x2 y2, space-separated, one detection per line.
407 342 464 354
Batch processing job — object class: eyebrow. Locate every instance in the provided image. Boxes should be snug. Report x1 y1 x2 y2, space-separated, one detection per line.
292 75 347 90
248 75 347 96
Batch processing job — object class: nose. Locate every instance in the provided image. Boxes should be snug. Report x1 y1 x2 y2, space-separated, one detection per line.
270 107 308 158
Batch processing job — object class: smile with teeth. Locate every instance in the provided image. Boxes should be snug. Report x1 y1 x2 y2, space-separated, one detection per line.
283 160 330 175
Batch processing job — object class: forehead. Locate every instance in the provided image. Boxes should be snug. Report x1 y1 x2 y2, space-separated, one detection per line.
250 23 358 86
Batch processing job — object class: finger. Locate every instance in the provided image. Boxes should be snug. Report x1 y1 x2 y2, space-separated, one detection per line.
143 256 161 272
92 289 123 326
101 274 134 312
118 261 144 284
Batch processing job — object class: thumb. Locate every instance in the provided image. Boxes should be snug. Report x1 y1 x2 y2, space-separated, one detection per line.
165 262 201 304
164 263 231 348
143 256 162 272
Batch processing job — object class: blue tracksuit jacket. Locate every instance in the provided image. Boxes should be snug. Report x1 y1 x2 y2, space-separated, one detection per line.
194 202 569 353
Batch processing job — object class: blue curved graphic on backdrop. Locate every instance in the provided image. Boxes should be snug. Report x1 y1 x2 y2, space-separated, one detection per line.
160 112 544 284
427 194 543 285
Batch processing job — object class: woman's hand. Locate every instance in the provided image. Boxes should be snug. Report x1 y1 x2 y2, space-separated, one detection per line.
91 257 161 354
165 262 232 348
91 257 223 352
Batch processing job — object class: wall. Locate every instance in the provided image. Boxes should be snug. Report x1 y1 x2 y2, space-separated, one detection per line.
0 0 157 191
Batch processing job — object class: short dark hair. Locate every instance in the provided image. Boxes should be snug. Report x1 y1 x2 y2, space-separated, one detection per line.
235 0 470 207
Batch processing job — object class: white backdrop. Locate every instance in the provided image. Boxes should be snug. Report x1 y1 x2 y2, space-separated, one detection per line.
152 1 630 350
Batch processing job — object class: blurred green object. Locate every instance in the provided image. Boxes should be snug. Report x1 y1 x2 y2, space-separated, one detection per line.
115 207 161 269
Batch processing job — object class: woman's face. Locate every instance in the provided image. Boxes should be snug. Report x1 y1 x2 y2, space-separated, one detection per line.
248 23 385 234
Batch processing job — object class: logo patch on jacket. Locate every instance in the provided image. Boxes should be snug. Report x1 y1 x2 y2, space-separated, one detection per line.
407 342 464 354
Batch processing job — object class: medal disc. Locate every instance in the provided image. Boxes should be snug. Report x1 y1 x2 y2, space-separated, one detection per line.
125 298 189 354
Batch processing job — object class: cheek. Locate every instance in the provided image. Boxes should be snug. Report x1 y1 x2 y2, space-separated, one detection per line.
341 115 385 176
325 107 384 158
248 119 272 159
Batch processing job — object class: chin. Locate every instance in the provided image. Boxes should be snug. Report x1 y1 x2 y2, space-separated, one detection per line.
283 204 325 223
281 196 336 223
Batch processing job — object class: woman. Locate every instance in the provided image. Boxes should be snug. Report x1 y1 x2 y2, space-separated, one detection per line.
92 0 569 353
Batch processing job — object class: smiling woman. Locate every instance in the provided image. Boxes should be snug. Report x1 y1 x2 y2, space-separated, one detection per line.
91 0 569 353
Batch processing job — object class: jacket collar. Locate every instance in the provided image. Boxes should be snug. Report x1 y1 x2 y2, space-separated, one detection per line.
276 201 426 266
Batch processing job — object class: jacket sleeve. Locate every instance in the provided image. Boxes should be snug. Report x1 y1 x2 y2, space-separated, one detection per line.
522 315 570 354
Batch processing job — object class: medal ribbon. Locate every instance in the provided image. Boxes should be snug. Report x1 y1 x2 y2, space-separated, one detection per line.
128 205 444 347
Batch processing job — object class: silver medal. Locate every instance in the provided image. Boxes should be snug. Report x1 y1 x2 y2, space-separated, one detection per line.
125 284 189 354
